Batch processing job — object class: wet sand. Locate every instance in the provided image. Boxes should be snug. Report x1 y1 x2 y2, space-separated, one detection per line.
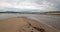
0 17 58 32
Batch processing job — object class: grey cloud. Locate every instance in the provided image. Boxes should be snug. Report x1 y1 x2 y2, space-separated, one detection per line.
0 0 60 11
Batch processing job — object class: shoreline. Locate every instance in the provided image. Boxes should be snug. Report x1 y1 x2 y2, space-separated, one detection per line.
0 17 59 32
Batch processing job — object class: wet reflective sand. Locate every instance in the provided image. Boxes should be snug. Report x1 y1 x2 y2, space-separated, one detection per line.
0 13 60 31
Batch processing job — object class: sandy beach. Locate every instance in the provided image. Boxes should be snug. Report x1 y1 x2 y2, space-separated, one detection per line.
0 17 58 32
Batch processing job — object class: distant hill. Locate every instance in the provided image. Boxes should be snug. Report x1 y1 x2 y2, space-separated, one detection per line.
48 11 60 13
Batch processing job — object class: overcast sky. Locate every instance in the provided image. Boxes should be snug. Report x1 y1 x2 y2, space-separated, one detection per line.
0 0 60 11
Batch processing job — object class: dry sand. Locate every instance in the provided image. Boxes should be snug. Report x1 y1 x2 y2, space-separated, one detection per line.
0 17 58 32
